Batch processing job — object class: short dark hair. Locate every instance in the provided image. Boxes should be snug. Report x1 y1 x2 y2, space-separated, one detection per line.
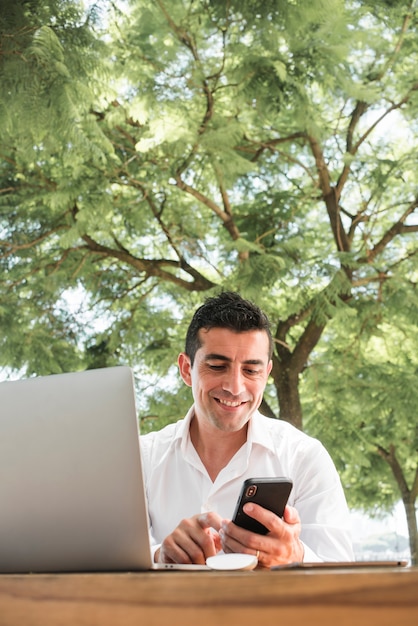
185 291 273 364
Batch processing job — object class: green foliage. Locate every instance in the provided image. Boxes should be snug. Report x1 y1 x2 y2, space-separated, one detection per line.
302 286 418 516
0 0 106 153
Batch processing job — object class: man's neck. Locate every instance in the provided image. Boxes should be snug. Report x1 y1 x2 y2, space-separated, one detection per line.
189 416 248 482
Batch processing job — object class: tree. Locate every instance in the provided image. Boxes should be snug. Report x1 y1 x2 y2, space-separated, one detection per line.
1 0 417 559
0 0 106 147
302 282 418 563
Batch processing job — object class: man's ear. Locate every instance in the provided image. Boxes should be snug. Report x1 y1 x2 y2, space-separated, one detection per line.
178 352 192 387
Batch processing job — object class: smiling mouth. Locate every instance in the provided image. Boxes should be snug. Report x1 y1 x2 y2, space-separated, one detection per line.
216 398 247 408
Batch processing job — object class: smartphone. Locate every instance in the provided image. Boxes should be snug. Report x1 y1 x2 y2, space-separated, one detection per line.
232 477 293 535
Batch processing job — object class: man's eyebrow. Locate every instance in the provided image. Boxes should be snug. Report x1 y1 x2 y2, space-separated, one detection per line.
204 353 231 362
204 353 265 365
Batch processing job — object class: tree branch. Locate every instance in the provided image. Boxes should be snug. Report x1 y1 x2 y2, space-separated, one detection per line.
236 132 307 163
376 444 412 501
0 224 68 257
308 134 350 253
175 175 241 242
358 196 418 264
79 232 215 291
353 84 418 156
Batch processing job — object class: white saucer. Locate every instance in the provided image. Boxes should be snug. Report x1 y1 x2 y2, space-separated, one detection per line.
206 553 258 571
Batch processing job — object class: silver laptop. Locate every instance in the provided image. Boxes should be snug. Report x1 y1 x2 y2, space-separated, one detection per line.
0 366 201 573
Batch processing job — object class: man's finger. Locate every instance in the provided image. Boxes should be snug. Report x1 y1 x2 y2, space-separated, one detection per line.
197 511 223 531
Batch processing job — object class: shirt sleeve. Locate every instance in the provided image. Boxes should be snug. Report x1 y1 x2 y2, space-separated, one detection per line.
292 440 354 562
301 542 323 563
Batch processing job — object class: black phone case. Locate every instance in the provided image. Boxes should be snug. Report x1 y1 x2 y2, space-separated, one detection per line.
232 477 293 535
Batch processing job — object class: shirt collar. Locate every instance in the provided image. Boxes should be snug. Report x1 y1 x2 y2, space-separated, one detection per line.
177 406 195 453
177 406 276 454
247 410 276 453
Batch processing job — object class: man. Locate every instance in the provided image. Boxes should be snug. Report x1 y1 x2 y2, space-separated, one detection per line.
141 292 354 567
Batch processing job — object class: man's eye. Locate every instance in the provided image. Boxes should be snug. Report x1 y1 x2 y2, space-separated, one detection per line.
208 364 225 371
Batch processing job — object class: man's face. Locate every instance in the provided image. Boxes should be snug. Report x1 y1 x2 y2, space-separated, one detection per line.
178 327 272 434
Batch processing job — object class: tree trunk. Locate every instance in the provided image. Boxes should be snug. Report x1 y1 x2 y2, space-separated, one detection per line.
377 444 417 566
403 497 417 566
271 355 303 430
271 316 327 431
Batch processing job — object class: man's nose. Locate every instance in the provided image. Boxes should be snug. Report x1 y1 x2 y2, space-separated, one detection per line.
222 367 245 395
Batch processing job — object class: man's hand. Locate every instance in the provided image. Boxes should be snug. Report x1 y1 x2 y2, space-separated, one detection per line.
155 512 223 565
219 504 304 568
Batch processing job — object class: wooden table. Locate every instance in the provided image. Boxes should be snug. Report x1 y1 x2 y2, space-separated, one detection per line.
0 566 417 626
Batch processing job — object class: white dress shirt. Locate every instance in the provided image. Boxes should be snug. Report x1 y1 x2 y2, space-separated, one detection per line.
140 407 354 562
